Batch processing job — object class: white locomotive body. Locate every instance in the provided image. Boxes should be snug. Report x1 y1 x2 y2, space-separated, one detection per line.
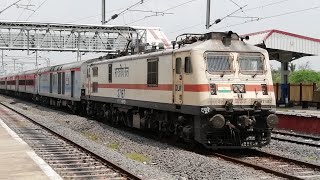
82 32 278 148
0 31 278 149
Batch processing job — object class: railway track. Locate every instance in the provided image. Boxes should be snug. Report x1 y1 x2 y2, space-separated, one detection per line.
1 96 319 180
0 103 141 180
272 130 320 148
212 149 320 180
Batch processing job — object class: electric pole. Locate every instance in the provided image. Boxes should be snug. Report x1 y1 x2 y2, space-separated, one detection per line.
1 50 4 75
102 0 106 24
206 0 211 29
35 51 38 69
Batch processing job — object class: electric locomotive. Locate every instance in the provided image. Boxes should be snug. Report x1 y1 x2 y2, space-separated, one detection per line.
83 31 278 149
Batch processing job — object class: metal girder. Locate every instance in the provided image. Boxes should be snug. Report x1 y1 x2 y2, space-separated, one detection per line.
0 21 147 53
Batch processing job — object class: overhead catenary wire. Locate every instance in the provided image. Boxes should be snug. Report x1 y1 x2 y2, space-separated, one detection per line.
129 9 173 16
208 4 248 28
166 4 248 33
67 8 123 23
214 5 320 30
245 0 289 12
162 0 198 12
167 0 295 34
0 0 22 14
26 0 49 21
16 0 32 21
104 0 145 24
126 0 199 25
229 0 248 17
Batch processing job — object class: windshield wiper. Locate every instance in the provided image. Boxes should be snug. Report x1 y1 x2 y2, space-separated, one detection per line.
252 73 258 78
220 71 226 77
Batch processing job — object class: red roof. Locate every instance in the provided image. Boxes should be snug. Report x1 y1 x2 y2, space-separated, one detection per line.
244 29 320 43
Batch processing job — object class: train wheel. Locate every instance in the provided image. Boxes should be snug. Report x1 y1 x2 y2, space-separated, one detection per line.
119 112 127 126
125 111 133 127
105 109 112 123
111 110 119 125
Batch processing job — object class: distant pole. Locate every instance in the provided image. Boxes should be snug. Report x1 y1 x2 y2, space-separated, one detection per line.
206 0 211 29
35 51 38 69
1 50 3 75
102 0 106 24
20 63 24 72
13 59 16 71
47 58 50 67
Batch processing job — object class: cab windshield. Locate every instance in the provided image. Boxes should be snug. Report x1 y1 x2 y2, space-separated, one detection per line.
238 53 264 74
206 52 233 74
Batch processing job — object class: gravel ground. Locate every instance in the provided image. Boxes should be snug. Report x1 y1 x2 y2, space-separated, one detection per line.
0 95 284 179
257 132 320 166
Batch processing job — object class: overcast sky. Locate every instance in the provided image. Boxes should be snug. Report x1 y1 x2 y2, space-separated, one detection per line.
0 0 320 73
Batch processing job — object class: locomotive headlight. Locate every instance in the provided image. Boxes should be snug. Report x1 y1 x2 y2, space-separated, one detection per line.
266 114 279 128
209 114 225 128
261 84 268 95
233 84 245 93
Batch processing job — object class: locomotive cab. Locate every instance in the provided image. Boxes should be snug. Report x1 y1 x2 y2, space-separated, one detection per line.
175 31 278 148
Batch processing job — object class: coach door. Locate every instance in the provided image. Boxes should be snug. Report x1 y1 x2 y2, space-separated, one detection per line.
15 76 19 91
174 56 184 105
50 73 53 93
71 71 75 98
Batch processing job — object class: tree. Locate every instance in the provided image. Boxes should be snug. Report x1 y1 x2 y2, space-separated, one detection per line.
297 61 311 70
270 64 281 83
289 70 320 84
288 62 296 72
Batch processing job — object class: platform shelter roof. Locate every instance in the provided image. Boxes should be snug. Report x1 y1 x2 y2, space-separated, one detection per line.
244 29 320 60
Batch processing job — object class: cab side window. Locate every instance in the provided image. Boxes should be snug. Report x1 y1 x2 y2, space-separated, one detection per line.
92 67 98 77
147 59 158 87
108 64 112 83
176 58 181 74
185 57 192 73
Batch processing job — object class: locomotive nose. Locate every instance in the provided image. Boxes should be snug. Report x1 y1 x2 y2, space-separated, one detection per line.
266 114 279 128
209 114 225 128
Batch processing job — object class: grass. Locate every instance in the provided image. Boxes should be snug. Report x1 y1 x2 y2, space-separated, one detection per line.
107 142 120 150
82 131 99 141
125 152 149 163
308 156 318 161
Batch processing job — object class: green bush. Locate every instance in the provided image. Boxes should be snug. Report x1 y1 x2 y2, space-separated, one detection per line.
289 70 320 84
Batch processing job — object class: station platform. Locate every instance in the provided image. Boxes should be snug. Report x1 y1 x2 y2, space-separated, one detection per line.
277 107 320 117
276 108 320 135
0 119 61 180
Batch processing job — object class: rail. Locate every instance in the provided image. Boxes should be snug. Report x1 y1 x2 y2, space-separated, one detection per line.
0 102 142 180
212 149 320 180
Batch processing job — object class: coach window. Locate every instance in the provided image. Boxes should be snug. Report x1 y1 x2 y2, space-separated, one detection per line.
176 58 181 74
185 57 192 73
147 59 158 87
26 80 34 86
108 64 112 83
92 67 98 77
19 79 25 85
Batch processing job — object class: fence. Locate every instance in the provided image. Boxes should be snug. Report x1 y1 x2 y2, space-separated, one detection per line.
273 83 317 106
